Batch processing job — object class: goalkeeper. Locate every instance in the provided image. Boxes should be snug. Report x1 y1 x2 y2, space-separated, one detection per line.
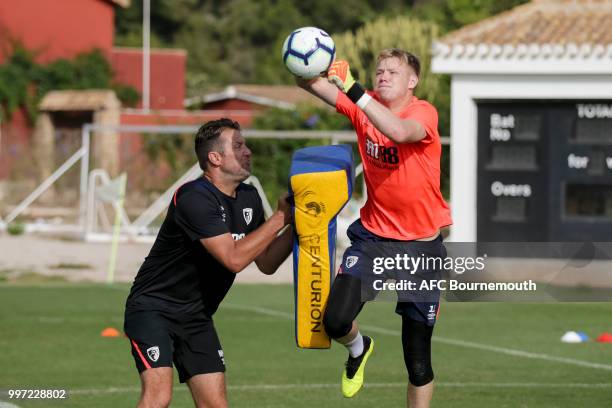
296 49 452 407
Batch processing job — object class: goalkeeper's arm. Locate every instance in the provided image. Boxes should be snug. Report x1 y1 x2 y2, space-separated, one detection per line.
325 60 426 144
295 76 339 108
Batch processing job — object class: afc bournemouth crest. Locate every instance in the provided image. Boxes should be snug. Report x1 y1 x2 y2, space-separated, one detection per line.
146 346 160 362
345 256 359 269
243 208 253 225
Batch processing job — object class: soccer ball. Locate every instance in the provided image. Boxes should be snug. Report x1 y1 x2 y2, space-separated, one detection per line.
282 27 335 79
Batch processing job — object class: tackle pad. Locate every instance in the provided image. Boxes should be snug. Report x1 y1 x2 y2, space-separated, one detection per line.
289 145 354 348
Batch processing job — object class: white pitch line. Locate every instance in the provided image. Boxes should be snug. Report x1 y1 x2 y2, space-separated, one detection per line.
23 303 612 372
34 316 124 324
431 336 612 372
65 382 612 396
358 324 612 372
223 303 612 372
231 382 612 389
223 303 294 319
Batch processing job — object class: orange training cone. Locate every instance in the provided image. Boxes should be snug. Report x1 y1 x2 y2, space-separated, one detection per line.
101 327 121 337
596 332 612 343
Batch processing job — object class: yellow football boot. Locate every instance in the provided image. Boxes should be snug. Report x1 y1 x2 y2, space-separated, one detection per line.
341 336 374 398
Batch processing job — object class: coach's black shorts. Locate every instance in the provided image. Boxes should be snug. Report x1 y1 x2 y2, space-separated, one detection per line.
124 305 225 383
339 219 446 326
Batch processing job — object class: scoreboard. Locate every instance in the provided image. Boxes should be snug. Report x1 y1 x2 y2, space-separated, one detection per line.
477 101 612 241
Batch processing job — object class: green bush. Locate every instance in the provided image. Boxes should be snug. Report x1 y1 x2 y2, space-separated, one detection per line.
0 46 139 122
249 104 353 202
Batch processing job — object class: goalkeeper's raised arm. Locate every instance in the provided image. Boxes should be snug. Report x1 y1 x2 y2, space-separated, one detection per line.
295 72 339 107
296 57 427 144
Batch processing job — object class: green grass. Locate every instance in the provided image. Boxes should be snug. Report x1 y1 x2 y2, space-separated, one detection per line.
1 283 612 407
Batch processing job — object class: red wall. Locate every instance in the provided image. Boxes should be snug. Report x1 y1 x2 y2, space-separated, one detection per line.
0 0 114 63
0 110 32 179
111 48 187 110
0 0 116 179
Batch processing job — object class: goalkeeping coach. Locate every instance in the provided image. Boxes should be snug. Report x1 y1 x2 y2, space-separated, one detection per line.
124 118 293 408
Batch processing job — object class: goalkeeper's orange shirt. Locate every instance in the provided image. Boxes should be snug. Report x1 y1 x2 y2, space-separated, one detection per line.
336 91 452 240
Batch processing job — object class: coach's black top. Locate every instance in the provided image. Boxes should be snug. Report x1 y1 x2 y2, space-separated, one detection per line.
126 177 265 317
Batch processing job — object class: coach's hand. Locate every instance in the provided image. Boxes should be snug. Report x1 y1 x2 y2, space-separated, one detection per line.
277 192 293 225
327 60 356 93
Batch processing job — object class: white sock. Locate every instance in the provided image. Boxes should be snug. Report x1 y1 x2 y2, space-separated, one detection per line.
344 332 364 358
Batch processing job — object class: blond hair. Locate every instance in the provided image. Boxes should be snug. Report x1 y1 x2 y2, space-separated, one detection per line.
377 48 421 77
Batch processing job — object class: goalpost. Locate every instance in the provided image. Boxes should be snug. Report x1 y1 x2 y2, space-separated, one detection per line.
0 123 362 244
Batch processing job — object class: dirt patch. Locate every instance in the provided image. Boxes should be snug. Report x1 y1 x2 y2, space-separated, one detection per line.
0 234 294 283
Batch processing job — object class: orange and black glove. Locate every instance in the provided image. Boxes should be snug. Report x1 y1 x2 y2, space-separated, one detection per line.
327 60 372 109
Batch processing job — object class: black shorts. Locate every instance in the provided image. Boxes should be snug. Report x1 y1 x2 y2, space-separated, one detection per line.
339 219 446 326
124 307 225 383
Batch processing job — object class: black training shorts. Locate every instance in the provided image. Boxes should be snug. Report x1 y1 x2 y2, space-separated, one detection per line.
124 307 225 383
339 219 446 326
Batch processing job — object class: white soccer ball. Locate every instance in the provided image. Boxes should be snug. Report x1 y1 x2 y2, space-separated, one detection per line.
282 27 335 79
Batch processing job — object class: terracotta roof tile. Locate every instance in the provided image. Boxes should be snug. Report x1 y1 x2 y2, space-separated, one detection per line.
439 0 612 46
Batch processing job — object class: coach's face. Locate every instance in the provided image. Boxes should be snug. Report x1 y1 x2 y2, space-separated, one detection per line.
219 128 252 181
374 57 418 104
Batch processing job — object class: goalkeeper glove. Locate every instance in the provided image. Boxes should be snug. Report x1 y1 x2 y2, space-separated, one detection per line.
327 60 372 109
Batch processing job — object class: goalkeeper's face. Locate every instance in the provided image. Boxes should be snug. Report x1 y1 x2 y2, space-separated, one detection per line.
218 128 252 182
374 57 418 103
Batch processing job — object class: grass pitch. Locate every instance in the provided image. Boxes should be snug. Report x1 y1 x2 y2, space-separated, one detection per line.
1 282 611 407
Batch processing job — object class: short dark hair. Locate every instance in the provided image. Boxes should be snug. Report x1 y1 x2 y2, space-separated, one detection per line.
377 48 421 77
195 118 241 170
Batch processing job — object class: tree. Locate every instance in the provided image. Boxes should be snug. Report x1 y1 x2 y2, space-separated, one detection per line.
114 0 407 93
333 15 440 103
249 103 352 202
411 0 529 33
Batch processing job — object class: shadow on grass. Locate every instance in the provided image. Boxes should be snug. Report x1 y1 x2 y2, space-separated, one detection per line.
0 268 72 285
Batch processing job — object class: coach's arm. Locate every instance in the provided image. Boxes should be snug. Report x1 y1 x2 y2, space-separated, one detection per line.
254 225 293 275
200 195 292 274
